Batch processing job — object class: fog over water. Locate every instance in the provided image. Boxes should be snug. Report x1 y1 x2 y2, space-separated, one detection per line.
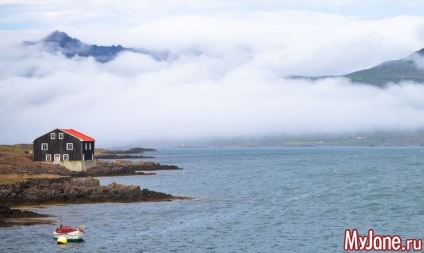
1 1 424 147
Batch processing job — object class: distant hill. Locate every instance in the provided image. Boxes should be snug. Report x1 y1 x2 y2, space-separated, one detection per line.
290 48 424 86
24 31 169 63
343 49 424 86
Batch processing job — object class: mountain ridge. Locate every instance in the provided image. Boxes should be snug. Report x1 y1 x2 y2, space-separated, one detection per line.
343 49 424 86
24 30 168 63
26 31 424 86
290 48 424 86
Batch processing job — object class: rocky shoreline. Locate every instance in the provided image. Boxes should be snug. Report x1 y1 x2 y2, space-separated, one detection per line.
0 177 190 226
95 154 155 159
0 205 54 227
0 145 190 227
95 147 157 159
75 160 181 177
0 177 185 207
0 157 182 177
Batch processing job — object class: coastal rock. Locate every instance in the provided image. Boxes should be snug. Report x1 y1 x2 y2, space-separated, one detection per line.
74 160 181 177
0 205 48 218
0 177 176 206
95 147 157 159
0 155 181 177
0 205 53 227
95 154 155 159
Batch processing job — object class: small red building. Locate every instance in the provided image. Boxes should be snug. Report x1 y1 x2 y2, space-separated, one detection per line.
33 128 95 171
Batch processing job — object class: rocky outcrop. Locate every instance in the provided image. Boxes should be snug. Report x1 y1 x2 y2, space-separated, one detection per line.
0 205 49 218
0 156 182 177
95 154 155 159
96 147 156 159
0 205 53 227
0 177 181 206
73 160 181 177
100 147 156 154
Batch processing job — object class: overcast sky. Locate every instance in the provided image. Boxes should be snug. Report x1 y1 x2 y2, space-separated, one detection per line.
1 0 424 147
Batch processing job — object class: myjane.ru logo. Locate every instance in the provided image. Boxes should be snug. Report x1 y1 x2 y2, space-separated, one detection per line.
344 229 422 251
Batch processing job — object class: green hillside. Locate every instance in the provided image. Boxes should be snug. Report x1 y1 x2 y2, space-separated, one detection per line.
343 49 424 86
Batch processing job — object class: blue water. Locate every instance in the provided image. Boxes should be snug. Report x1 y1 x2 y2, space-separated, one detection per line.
1 147 424 252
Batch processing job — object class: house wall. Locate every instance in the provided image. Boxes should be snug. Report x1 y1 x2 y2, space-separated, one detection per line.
33 129 83 161
60 160 96 172
82 160 96 171
82 141 95 161
60 160 83 171
33 129 95 172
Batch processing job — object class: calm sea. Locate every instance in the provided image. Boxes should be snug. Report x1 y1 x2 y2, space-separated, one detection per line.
1 147 423 252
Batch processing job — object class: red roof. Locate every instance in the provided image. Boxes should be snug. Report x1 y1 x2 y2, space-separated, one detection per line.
60 129 95 141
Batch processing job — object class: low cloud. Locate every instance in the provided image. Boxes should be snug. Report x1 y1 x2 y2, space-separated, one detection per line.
1 10 424 147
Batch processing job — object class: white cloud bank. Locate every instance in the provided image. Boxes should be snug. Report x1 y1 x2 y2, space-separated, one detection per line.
1 3 424 146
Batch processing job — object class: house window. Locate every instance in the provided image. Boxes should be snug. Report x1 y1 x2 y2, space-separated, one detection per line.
41 143 48 150
89 143 92 150
46 154 51 161
66 143 73 150
51 133 55 139
85 143 88 150
59 133 64 139
63 154 69 161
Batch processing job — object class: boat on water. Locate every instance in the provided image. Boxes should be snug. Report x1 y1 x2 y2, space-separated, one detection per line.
53 216 85 242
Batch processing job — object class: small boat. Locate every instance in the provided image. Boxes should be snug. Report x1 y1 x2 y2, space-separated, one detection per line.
53 216 85 242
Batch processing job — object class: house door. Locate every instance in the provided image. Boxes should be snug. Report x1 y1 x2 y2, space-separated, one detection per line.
54 154 60 164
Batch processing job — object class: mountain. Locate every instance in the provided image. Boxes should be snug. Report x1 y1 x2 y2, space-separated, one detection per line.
289 48 424 86
343 49 424 86
24 31 168 63
28 31 424 85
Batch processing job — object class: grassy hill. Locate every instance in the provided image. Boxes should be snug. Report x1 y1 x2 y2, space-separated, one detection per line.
344 58 424 86
343 48 424 86
291 48 424 86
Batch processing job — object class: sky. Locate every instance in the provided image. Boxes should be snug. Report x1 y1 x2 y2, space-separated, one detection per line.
1 0 424 147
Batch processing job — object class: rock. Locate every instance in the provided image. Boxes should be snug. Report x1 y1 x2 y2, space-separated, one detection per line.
71 160 182 177
0 205 50 219
0 205 54 227
0 177 178 206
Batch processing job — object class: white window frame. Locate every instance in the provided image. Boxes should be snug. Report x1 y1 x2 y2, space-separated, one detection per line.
63 154 69 161
51 133 55 139
41 143 48 150
59 133 64 139
66 143 73 150
46 154 51 161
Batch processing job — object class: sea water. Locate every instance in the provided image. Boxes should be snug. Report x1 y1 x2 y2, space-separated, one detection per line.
1 147 423 252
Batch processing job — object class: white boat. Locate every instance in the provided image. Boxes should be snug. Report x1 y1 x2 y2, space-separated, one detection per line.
53 216 85 242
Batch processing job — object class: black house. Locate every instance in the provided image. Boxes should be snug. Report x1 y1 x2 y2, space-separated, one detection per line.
33 128 96 171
